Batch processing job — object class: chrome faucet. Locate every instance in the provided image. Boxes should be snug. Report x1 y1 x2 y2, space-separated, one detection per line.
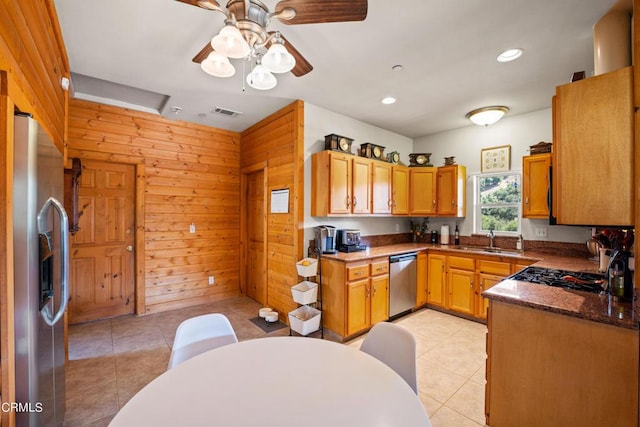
487 230 495 248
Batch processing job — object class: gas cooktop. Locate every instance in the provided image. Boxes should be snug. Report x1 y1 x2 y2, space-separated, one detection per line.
509 266 606 294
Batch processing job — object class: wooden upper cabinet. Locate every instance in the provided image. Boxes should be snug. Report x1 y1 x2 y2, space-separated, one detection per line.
409 167 437 215
311 151 371 216
371 161 392 214
553 66 634 226
352 157 372 214
391 166 409 215
522 153 550 218
437 165 466 217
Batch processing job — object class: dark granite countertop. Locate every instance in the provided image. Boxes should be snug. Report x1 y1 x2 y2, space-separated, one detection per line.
320 243 637 330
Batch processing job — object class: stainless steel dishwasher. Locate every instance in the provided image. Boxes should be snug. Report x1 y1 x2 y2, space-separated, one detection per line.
389 253 417 318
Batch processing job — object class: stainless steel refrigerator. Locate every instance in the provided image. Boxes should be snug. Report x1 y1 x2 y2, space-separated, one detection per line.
13 114 69 426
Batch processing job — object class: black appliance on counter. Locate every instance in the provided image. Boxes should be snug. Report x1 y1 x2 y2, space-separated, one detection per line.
337 229 367 253
509 266 606 294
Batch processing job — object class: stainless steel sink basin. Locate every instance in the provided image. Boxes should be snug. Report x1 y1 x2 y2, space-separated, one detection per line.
456 246 522 255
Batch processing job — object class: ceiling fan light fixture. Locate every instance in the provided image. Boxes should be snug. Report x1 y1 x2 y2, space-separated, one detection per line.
262 42 295 74
201 51 236 78
465 106 509 126
211 23 250 59
247 62 277 90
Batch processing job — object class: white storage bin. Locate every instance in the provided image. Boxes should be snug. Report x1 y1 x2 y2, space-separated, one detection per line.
291 281 318 305
296 258 318 277
288 306 321 336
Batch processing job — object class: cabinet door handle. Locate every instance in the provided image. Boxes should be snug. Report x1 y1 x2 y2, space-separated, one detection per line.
352 196 357 207
372 285 377 296
432 199 436 206
387 199 393 207
451 200 455 206
345 196 351 208
525 197 529 205
366 286 370 298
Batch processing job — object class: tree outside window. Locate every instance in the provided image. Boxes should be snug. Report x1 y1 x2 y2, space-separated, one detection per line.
476 173 521 233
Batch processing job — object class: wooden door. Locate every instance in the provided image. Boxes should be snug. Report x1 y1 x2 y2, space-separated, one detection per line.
409 168 437 215
246 170 266 304
426 254 446 307
391 166 409 215
448 268 475 315
69 160 135 323
371 162 392 214
329 153 351 214
346 278 369 336
351 157 371 214
522 154 551 218
370 275 389 324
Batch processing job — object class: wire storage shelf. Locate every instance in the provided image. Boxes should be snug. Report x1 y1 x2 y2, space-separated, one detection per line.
289 247 323 337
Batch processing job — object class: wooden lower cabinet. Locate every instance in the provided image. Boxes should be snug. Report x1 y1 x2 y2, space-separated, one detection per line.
486 301 639 426
323 257 390 339
427 253 534 320
448 268 475 315
426 254 446 307
416 252 428 306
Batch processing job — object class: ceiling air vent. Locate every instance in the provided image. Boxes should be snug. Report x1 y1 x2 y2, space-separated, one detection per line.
212 107 242 118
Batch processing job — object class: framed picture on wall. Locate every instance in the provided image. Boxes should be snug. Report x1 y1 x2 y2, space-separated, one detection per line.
481 145 511 173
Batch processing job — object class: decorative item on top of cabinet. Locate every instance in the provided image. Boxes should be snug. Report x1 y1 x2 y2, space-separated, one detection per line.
528 141 552 155
408 153 432 167
443 156 456 166
359 143 385 160
553 66 633 226
324 133 354 153
387 151 400 164
64 157 82 234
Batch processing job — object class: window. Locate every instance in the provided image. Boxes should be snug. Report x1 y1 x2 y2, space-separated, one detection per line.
475 173 521 234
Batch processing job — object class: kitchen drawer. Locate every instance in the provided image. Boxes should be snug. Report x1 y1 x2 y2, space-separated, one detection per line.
448 256 475 271
347 263 369 281
370 259 389 276
478 260 511 276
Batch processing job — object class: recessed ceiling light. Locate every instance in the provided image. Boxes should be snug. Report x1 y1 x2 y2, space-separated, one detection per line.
381 96 396 105
497 48 524 63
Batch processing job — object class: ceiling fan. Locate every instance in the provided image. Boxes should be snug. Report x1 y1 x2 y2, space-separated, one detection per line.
176 0 368 89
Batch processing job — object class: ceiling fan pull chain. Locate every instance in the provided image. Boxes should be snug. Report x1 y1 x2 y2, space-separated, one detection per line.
242 57 246 92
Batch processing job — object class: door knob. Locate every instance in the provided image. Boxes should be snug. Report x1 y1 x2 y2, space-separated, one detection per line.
126 245 133 252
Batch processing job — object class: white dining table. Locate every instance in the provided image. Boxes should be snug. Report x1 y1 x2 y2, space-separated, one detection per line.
109 336 431 426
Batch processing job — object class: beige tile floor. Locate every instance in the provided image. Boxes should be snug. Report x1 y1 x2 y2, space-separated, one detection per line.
64 297 487 426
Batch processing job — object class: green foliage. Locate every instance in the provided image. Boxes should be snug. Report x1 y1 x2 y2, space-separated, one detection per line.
481 208 518 231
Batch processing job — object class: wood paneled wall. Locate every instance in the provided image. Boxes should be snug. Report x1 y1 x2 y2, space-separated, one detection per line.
241 100 305 320
66 99 242 314
0 2 69 425
0 0 69 150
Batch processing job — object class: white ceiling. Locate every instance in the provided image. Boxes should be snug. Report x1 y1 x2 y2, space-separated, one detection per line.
54 0 616 139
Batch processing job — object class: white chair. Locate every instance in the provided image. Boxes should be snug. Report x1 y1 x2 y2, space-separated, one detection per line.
168 313 238 369
360 321 418 394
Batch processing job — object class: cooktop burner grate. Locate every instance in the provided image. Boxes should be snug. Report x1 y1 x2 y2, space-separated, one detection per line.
509 266 606 294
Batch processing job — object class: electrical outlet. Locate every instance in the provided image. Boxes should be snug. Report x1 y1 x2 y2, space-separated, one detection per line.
534 227 547 238
190 223 196 234
208 276 214 285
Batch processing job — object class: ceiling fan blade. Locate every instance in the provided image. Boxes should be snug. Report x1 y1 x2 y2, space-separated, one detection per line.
274 0 367 25
192 42 214 63
269 32 313 77
175 0 222 11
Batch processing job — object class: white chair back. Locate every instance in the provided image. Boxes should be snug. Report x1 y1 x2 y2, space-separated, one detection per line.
360 321 418 393
168 313 238 369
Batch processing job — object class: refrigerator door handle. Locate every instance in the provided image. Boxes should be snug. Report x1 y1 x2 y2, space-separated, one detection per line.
37 197 70 326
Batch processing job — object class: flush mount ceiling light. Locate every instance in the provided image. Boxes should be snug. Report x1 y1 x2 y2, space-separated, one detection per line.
465 106 509 126
177 0 368 90
497 48 524 63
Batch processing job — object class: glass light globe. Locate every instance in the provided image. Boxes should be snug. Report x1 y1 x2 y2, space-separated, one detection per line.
246 63 277 90
201 51 235 78
211 25 250 59
262 42 295 73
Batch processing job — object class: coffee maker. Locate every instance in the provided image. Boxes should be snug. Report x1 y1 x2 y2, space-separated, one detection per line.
314 225 337 254
607 249 633 301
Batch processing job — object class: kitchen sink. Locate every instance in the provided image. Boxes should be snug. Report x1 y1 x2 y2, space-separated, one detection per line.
456 246 522 255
